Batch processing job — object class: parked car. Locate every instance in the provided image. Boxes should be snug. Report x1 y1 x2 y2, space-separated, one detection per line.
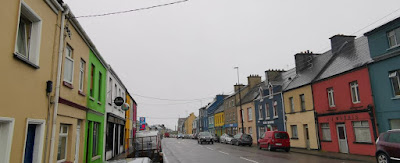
164 132 170 138
184 134 190 139
376 129 400 163
193 133 199 139
177 133 184 139
213 134 219 142
258 131 290 152
220 133 233 144
231 133 253 146
198 132 214 144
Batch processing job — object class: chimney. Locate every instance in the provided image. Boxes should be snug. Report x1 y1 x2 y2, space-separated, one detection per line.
247 75 262 89
329 34 355 54
294 50 319 73
234 84 244 92
264 69 285 83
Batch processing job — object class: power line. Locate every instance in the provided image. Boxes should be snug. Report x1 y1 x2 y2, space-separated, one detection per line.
132 93 214 101
72 0 189 19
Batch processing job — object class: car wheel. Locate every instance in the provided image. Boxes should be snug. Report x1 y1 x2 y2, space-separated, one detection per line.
248 144 252 147
236 141 239 146
211 141 214 144
267 144 274 151
258 143 261 149
376 152 390 163
285 148 290 152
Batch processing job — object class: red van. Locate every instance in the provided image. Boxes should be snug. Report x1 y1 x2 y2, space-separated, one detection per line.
258 131 290 152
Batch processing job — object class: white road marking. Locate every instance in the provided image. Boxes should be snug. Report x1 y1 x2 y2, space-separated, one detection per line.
218 151 229 155
206 147 215 150
240 157 259 163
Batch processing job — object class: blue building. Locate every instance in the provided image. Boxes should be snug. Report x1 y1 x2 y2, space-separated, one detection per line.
365 17 400 132
198 107 206 132
206 95 226 134
254 69 295 140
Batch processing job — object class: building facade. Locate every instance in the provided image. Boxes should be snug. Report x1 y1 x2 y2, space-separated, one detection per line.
184 113 196 134
214 103 225 136
125 92 136 150
224 93 238 135
206 95 225 134
365 18 400 132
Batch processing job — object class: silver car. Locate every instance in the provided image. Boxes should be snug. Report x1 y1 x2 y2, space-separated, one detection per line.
220 133 233 144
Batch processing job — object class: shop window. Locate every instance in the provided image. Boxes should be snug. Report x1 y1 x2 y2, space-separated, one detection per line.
389 70 400 97
57 124 69 162
321 123 331 141
291 125 298 139
352 121 372 143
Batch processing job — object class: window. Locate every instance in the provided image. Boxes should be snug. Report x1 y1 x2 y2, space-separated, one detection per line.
273 101 278 118
387 27 400 48
57 125 68 162
300 94 306 111
14 2 42 66
241 109 244 121
98 72 102 101
269 86 273 99
327 88 335 107
247 108 252 121
350 81 360 103
63 45 74 84
0 118 15 163
79 59 85 91
291 125 298 138
249 127 252 135
114 84 117 102
289 97 294 113
352 121 371 143
120 125 124 146
265 103 270 119
389 71 400 97
321 123 331 141
259 126 265 137
258 105 263 120
90 64 95 97
92 122 99 157
108 78 113 104
390 119 400 129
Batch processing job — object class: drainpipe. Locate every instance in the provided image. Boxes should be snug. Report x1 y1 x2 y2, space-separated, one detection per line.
48 5 69 163
280 92 286 132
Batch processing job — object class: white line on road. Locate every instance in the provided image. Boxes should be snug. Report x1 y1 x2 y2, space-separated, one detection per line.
206 147 214 150
218 151 229 155
240 157 259 163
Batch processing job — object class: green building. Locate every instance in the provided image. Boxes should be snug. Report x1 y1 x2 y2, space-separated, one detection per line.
84 50 107 163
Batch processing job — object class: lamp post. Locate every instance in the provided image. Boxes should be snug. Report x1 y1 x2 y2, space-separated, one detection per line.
234 67 245 134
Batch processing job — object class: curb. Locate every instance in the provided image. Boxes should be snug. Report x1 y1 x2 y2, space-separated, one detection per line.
290 150 375 163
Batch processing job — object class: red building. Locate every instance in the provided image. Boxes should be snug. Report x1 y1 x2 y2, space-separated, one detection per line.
312 35 378 156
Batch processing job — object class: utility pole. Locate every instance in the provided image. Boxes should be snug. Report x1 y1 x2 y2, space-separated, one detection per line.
234 67 245 134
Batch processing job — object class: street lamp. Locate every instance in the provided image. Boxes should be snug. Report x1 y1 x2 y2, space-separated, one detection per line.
234 67 245 134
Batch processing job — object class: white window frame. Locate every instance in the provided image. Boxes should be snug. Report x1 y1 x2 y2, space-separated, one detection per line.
289 97 294 113
57 124 69 163
63 45 74 84
108 78 113 105
0 117 15 163
79 59 85 91
92 122 99 158
291 125 298 138
350 81 361 103
247 108 252 121
22 118 45 163
273 101 278 118
387 28 400 48
258 104 263 120
265 103 270 119
248 127 252 135
389 71 400 97
352 121 372 143
14 1 42 66
327 88 335 107
300 94 306 111
241 109 245 122
321 123 331 141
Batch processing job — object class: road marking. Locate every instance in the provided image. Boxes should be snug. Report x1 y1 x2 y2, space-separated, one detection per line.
206 147 214 150
240 157 259 163
218 151 229 155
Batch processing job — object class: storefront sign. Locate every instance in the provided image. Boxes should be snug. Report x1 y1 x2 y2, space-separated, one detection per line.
114 97 124 106
121 103 130 111
326 114 359 122
263 121 274 125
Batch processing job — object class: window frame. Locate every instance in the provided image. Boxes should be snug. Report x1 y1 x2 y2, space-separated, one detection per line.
352 121 372 143
92 122 99 157
63 45 74 84
291 125 298 139
389 70 400 97
90 64 95 98
327 87 335 107
265 103 270 119
387 28 400 48
321 123 331 141
289 97 294 113
258 104 263 120
78 59 85 92
57 124 69 162
350 81 361 103
300 94 306 111
108 78 113 105
0 117 15 163
97 72 102 102
273 101 278 118
247 108 252 121
22 119 45 163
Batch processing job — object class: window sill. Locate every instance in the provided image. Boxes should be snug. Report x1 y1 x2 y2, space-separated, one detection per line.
63 81 74 89
391 96 400 100
320 140 332 142
78 90 86 96
273 116 278 119
13 53 40 69
97 101 102 105
353 141 373 145
89 96 95 101
291 138 299 140
108 102 112 106
386 44 400 51
91 155 101 161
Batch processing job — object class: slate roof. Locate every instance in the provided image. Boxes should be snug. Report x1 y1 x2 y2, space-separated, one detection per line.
214 102 224 114
241 83 262 104
313 36 371 81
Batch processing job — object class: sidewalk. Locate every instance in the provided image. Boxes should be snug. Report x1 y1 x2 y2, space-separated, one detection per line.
290 148 375 163
109 147 135 161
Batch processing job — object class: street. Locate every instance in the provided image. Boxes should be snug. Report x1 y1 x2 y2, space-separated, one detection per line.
162 138 363 163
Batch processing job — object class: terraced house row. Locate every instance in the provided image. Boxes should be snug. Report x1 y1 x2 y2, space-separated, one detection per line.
195 17 400 156
0 0 137 162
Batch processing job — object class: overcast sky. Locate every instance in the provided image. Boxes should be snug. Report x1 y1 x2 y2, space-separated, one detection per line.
65 0 400 130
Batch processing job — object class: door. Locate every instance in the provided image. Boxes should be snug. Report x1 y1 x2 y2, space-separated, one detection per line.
336 124 348 153
304 124 310 149
114 124 119 156
24 124 37 163
75 120 81 163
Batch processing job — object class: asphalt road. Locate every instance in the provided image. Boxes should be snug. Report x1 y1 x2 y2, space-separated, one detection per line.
162 138 363 163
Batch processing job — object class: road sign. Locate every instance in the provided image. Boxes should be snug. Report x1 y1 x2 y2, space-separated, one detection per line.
140 117 146 124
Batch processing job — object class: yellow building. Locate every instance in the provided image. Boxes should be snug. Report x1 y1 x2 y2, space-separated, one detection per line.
125 92 135 150
214 104 225 136
0 0 61 162
283 85 319 150
184 113 196 134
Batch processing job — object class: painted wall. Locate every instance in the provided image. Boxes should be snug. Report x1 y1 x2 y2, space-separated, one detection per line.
0 0 58 162
125 94 133 150
283 85 319 149
84 50 107 163
237 102 257 144
185 113 196 134
105 67 126 119
214 112 225 136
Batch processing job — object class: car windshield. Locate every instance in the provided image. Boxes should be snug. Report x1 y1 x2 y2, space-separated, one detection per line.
274 132 289 139
199 132 212 136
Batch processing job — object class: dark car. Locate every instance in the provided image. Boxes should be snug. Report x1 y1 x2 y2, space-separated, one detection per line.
194 133 199 139
231 133 253 146
376 129 400 163
213 134 219 142
258 131 290 152
198 132 214 144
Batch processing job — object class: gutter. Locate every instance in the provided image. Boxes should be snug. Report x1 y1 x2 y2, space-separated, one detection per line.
48 4 69 162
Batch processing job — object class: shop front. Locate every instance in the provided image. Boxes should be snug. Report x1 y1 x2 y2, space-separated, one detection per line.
224 123 238 135
105 113 125 160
